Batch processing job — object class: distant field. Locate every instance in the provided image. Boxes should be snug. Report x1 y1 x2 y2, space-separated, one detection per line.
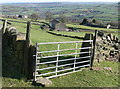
52 30 118 38
9 21 80 43
7 21 82 56
0 18 118 40
0 17 46 23
52 31 94 37
66 24 118 32
2 2 118 23
2 17 118 32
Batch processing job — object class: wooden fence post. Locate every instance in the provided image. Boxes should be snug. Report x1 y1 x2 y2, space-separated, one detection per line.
90 30 97 68
2 20 7 34
23 21 31 78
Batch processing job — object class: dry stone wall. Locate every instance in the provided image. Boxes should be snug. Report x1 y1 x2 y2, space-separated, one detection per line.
3 26 26 74
2 26 35 79
95 31 120 62
47 31 84 39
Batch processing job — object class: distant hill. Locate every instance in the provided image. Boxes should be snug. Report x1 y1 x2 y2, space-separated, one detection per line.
1 2 118 23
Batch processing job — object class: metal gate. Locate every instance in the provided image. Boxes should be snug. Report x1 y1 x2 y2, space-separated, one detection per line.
34 40 93 81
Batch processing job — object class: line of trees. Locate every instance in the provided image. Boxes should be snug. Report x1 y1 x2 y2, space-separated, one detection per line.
29 12 69 23
29 12 118 28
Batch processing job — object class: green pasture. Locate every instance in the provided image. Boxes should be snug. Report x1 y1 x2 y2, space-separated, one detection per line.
51 61 119 87
2 60 119 87
66 24 118 32
52 31 94 37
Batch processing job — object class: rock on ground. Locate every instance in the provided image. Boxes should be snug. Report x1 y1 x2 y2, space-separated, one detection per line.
36 77 52 87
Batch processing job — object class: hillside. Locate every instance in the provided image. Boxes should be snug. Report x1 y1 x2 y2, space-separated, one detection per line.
2 2 118 23
1 1 119 88
2 18 119 87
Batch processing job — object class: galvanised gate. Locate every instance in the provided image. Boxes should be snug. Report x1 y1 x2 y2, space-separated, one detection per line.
33 39 93 81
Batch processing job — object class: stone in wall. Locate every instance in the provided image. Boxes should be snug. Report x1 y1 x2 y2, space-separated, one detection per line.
16 33 26 40
95 31 120 62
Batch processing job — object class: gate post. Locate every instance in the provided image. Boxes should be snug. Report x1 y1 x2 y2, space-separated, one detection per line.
2 20 7 34
90 30 97 68
23 21 31 78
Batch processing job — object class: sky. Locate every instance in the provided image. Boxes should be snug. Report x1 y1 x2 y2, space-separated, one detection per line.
0 0 119 3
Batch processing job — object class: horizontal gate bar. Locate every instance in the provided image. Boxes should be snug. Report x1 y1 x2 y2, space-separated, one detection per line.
36 67 74 77
36 60 90 71
36 71 56 76
58 56 90 62
37 51 90 59
36 66 56 71
37 47 92 54
57 67 74 73
37 60 57 65
37 40 93 45
46 64 90 79
36 64 90 77
57 62 74 67
76 60 90 64
37 56 90 65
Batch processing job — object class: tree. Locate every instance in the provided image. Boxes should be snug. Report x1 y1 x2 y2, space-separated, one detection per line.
30 13 40 21
80 18 88 25
45 11 53 22
92 19 96 23
59 15 68 23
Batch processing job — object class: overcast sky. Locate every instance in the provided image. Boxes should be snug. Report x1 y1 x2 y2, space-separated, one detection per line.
1 0 119 3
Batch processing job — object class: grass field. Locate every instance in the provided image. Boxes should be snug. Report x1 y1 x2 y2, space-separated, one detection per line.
1 17 118 32
51 31 94 37
51 30 118 38
2 18 119 87
51 61 119 87
66 24 118 32
2 61 119 87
